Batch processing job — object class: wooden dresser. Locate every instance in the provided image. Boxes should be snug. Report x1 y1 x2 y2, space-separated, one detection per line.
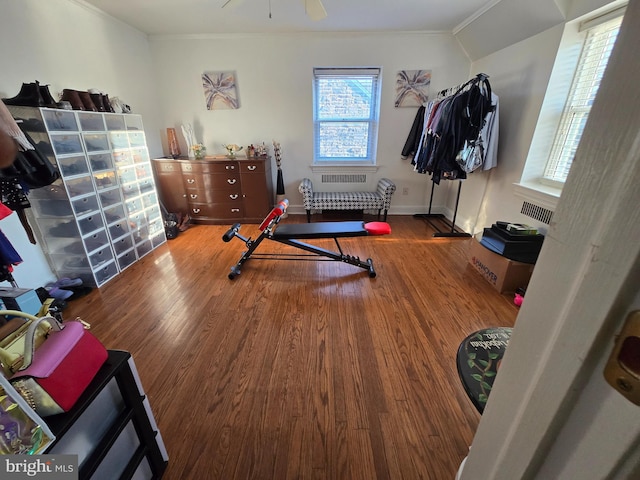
152 156 273 224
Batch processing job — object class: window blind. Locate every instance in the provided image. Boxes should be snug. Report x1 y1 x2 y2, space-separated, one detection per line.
543 15 622 183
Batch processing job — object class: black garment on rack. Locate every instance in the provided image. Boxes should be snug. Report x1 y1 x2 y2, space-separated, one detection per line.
401 105 425 159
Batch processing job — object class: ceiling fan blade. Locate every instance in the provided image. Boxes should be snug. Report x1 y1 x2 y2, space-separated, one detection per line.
222 0 245 9
303 0 327 21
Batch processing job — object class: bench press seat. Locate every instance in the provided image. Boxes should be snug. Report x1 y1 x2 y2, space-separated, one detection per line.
298 177 396 222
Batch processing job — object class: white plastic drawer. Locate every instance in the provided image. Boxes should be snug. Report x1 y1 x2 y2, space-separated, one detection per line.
105 114 126 131
83 133 109 152
131 148 149 164
71 194 100 217
98 188 123 209
131 456 153 480
117 250 137 270
136 239 153 258
83 229 109 252
89 247 115 268
121 182 141 200
51 133 83 155
112 150 132 166
90 420 140 480
65 175 94 198
77 112 105 131
89 153 113 172
108 132 129 149
113 235 134 255
125 198 143 217
125 115 143 131
104 204 126 225
94 261 118 285
93 170 117 190
117 165 137 184
128 131 145 148
49 378 125 468
135 163 152 180
42 109 78 131
108 221 130 241
78 213 104 236
58 155 89 177
141 191 158 209
147 217 164 236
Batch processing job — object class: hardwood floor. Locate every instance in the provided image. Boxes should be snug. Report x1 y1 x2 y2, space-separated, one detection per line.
62 215 518 479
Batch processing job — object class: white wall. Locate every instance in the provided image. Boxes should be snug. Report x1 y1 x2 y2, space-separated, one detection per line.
453 25 565 235
147 32 470 214
0 0 161 288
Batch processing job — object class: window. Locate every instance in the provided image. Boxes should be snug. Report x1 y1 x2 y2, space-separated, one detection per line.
313 67 381 165
543 14 622 184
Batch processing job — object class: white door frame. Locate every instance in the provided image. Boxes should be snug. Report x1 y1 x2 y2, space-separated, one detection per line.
461 0 640 478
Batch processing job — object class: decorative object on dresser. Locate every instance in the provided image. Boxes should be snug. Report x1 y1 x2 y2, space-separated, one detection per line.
7 106 167 287
181 123 196 159
166 127 181 159
192 143 206 159
152 155 274 224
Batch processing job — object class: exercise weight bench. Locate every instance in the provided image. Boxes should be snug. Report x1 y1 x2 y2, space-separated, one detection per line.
222 200 391 280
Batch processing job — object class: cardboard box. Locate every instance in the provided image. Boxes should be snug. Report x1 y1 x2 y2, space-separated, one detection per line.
468 239 534 293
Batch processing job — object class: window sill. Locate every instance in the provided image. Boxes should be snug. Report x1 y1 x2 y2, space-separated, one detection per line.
310 164 379 174
513 181 562 211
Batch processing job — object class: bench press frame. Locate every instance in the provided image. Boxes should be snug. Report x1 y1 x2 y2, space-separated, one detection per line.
222 200 389 280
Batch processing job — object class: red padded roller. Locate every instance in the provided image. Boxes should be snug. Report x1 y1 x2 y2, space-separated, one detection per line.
365 222 391 235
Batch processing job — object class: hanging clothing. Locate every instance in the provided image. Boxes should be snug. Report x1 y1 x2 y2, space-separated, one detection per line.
401 74 498 183
0 177 36 244
0 228 22 269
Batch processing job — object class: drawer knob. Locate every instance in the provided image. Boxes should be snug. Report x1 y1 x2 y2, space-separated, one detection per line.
227 178 236 185
248 165 256 171
230 194 238 200
187 178 195 184
231 208 240 213
226 165 235 170
190 194 198 199
192 208 201 214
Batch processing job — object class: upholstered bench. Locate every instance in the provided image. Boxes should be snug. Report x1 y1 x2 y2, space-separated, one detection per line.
298 178 396 222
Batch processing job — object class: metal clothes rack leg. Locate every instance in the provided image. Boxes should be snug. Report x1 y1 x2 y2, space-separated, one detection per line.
413 180 471 238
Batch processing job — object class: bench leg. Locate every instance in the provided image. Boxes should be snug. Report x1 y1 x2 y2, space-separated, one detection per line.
383 209 388 221
306 210 311 223
377 209 381 221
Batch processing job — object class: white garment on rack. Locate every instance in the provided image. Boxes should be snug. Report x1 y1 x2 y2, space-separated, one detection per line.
481 92 499 170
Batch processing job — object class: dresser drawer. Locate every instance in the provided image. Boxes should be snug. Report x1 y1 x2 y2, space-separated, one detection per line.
182 173 241 191
186 189 243 204
238 160 266 174
181 161 238 174
154 161 180 173
189 203 243 220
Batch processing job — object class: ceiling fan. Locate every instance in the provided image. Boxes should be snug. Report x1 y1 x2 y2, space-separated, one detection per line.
221 0 327 21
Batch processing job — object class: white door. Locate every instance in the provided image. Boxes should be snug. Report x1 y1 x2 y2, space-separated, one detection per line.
461 0 640 478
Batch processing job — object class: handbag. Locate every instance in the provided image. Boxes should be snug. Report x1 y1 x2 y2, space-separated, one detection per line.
0 310 51 376
0 373 55 454
8 314 108 417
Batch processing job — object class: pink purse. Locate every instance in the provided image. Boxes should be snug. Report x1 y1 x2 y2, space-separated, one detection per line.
9 315 108 417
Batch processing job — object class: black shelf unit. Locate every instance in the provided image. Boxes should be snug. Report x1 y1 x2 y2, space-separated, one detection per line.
45 350 168 479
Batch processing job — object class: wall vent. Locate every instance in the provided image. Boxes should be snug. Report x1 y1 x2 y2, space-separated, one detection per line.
521 201 554 224
321 174 367 184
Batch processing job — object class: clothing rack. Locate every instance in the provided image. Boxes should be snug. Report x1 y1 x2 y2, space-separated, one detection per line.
414 73 490 238
414 180 470 237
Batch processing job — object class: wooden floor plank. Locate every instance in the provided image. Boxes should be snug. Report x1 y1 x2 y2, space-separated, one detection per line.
61 215 519 479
